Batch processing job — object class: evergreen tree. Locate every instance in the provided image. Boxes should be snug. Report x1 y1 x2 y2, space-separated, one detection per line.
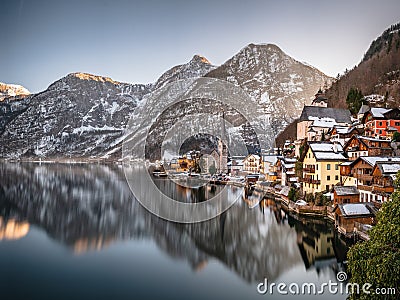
346 87 364 115
347 171 400 299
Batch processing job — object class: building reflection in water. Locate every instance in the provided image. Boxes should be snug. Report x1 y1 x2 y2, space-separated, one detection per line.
0 217 30 241
0 163 348 283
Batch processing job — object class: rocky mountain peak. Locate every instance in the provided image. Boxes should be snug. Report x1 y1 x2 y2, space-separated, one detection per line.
0 82 30 101
190 54 212 65
154 55 216 89
68 72 121 84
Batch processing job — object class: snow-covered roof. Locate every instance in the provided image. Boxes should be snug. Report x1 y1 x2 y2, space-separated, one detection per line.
379 163 400 174
311 118 337 128
280 186 290 196
299 106 352 124
286 171 296 175
358 104 370 115
310 142 343 152
334 186 359 196
359 135 390 142
341 203 373 216
283 163 295 169
369 107 390 118
360 156 400 167
314 152 347 160
262 155 279 165
288 177 298 182
334 126 355 134
284 157 297 163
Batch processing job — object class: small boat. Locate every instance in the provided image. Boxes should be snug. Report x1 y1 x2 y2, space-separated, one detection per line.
153 171 168 177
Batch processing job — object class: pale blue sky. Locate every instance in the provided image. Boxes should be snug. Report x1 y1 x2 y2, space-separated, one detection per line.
1 0 400 92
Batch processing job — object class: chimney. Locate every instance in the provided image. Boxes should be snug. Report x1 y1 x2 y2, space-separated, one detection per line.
333 141 338 153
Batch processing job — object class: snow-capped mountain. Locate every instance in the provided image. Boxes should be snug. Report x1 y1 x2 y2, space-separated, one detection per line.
0 44 332 159
0 73 151 158
154 54 216 89
206 43 332 136
0 82 30 101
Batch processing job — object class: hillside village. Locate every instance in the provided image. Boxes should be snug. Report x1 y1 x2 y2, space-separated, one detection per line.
167 89 400 239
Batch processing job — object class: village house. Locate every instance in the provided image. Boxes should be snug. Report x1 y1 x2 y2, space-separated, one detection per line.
302 142 347 194
329 125 361 146
260 155 279 181
340 156 400 204
227 156 245 176
333 203 376 236
343 135 393 160
296 106 352 141
362 107 400 138
243 154 261 173
333 186 360 205
278 156 297 186
370 161 400 202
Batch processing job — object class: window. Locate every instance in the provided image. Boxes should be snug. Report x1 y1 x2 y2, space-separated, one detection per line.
327 175 331 181
327 164 331 170
395 122 400 126
335 164 339 170
316 165 318 170
379 121 382 126
335 175 339 180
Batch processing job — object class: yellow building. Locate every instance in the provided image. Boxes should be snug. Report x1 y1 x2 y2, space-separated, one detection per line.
302 142 347 194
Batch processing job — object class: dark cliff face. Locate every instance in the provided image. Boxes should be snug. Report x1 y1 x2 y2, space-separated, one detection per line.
0 44 331 160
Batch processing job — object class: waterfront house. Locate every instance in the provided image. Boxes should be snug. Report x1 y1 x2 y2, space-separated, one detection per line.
370 161 400 202
243 154 261 173
343 135 393 160
333 203 376 236
228 156 245 176
340 156 400 204
279 156 298 186
333 186 359 205
260 155 279 181
302 142 347 194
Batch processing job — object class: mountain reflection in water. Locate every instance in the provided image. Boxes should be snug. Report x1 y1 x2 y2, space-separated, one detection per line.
0 163 348 296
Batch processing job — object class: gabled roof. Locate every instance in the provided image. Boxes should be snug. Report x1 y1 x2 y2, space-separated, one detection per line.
310 142 343 152
370 107 390 118
360 156 400 167
374 162 400 176
334 186 359 196
332 126 358 135
358 104 370 115
299 106 352 124
337 203 376 217
308 142 347 161
343 135 392 151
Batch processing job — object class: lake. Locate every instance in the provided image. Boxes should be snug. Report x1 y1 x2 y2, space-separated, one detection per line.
0 163 349 300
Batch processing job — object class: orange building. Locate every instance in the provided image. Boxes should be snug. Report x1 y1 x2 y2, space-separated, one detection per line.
362 107 400 138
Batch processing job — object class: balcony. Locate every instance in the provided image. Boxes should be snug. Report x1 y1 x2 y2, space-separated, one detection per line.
353 173 373 181
303 166 315 173
357 184 394 193
301 177 321 184
372 185 394 193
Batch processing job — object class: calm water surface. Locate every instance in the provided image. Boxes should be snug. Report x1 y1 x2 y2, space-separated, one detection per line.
0 163 349 300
